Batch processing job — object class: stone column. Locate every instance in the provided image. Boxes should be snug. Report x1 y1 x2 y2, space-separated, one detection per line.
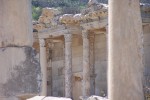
64 34 73 98
0 1 40 99
39 39 47 96
108 0 144 100
89 34 95 95
47 40 54 96
0 0 33 47
82 31 91 99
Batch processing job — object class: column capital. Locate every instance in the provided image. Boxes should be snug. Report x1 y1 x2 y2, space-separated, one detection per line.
39 39 46 47
89 34 95 42
82 30 89 39
64 33 73 98
64 34 72 43
47 39 54 49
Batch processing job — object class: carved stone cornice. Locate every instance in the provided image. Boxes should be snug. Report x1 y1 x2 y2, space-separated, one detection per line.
39 39 46 47
81 19 108 32
64 34 72 43
59 14 81 24
59 14 73 24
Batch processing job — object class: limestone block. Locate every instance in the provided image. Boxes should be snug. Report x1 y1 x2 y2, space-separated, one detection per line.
0 0 33 47
0 47 41 99
38 16 51 24
27 96 72 100
37 8 60 28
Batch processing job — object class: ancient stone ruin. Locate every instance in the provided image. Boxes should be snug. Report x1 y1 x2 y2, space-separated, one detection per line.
0 0 150 100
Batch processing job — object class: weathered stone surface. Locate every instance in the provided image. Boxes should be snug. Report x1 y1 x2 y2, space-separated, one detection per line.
59 14 75 24
33 23 46 32
39 39 47 96
82 31 91 98
0 0 33 47
89 34 95 95
39 8 60 28
108 0 144 100
64 34 73 98
33 1 150 100
0 47 41 100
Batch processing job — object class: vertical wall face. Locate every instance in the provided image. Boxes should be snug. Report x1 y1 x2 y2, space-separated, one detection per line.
0 0 33 47
108 0 144 100
0 0 40 100
52 42 65 97
95 33 107 96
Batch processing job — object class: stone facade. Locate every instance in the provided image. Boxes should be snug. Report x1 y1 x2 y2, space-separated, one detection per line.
33 0 150 100
0 0 150 100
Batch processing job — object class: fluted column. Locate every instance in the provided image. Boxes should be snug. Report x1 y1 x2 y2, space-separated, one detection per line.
82 31 91 99
108 0 144 100
64 34 73 98
89 34 95 95
39 39 47 96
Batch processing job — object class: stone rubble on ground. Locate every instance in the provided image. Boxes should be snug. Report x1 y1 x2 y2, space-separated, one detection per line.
27 96 72 100
87 96 108 100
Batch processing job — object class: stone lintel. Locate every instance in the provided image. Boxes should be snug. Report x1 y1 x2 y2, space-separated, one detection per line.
38 27 81 39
